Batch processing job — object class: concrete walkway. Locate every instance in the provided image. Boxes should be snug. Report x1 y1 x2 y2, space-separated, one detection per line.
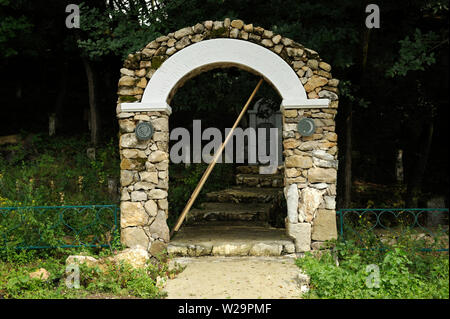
164 256 303 299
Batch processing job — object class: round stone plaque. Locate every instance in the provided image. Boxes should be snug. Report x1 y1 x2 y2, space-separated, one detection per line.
297 118 316 136
135 122 154 140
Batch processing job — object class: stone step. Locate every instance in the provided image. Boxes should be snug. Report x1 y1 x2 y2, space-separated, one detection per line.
205 186 283 204
235 173 283 188
185 202 269 224
236 165 284 175
236 165 260 174
168 221 295 257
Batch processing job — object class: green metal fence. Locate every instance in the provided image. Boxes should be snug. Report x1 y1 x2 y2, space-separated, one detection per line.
0 205 118 249
336 208 449 251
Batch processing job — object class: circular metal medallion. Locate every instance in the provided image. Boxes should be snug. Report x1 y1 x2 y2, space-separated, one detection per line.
135 122 154 140
297 118 316 136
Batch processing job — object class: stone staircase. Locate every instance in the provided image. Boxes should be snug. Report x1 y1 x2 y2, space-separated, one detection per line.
168 165 295 256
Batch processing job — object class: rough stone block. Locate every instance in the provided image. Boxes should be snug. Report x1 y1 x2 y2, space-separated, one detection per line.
148 211 170 242
212 243 252 256
285 155 313 168
249 243 282 256
308 167 337 183
286 222 311 252
120 202 149 227
298 188 325 223
121 227 150 250
312 209 338 241
284 183 299 223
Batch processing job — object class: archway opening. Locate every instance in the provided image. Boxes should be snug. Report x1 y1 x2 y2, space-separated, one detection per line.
117 21 339 255
167 67 295 256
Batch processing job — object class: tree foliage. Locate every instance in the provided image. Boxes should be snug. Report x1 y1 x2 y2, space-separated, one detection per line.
387 29 442 77
0 0 33 58
76 1 163 60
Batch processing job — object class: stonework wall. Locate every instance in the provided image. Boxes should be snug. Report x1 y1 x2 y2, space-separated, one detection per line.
118 111 170 256
283 106 339 252
116 18 339 254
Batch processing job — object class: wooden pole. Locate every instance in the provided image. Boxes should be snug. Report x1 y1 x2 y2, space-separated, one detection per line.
170 78 264 237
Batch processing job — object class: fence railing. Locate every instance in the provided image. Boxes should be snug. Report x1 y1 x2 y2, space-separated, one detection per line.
0 205 118 249
336 208 449 251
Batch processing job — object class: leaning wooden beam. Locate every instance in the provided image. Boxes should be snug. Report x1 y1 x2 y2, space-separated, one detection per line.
170 78 264 237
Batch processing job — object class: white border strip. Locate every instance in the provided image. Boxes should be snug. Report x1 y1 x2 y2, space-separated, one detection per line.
120 98 328 115
281 98 330 111
120 102 172 115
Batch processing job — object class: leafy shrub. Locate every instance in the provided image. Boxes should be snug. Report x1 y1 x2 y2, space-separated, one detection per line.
0 134 120 207
0 248 182 299
297 234 449 299
0 134 120 249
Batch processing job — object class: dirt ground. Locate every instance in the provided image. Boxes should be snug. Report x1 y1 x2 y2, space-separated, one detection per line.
163 256 303 299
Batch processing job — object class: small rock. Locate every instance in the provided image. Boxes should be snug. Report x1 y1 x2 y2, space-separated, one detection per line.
298 188 325 223
66 255 99 268
272 34 282 44
318 90 338 101
193 23 204 33
148 189 168 199
149 240 168 257
243 24 253 32
319 61 331 72
109 247 150 269
131 190 147 201
144 199 158 216
261 39 274 47
121 227 150 249
149 211 170 242
175 36 191 50
308 167 337 183
230 28 239 38
174 27 193 39
149 150 168 163
231 19 244 29
29 268 50 281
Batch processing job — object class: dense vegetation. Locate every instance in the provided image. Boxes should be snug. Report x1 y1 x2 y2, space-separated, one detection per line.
297 232 449 299
0 246 183 299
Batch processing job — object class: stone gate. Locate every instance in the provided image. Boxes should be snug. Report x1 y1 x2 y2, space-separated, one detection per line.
116 19 339 255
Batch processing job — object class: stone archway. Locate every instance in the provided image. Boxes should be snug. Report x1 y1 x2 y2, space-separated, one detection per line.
116 19 339 255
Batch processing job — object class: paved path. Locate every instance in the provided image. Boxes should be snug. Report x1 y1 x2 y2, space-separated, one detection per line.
164 256 303 299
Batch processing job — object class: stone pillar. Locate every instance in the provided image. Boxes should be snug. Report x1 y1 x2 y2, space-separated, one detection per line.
282 102 339 252
117 111 170 253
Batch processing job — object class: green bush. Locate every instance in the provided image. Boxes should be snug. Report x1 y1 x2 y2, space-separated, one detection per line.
0 248 183 299
0 133 120 207
296 235 449 299
78 261 164 298
0 134 120 249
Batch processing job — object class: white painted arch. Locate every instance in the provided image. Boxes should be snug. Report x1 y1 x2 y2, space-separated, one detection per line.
121 38 329 114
